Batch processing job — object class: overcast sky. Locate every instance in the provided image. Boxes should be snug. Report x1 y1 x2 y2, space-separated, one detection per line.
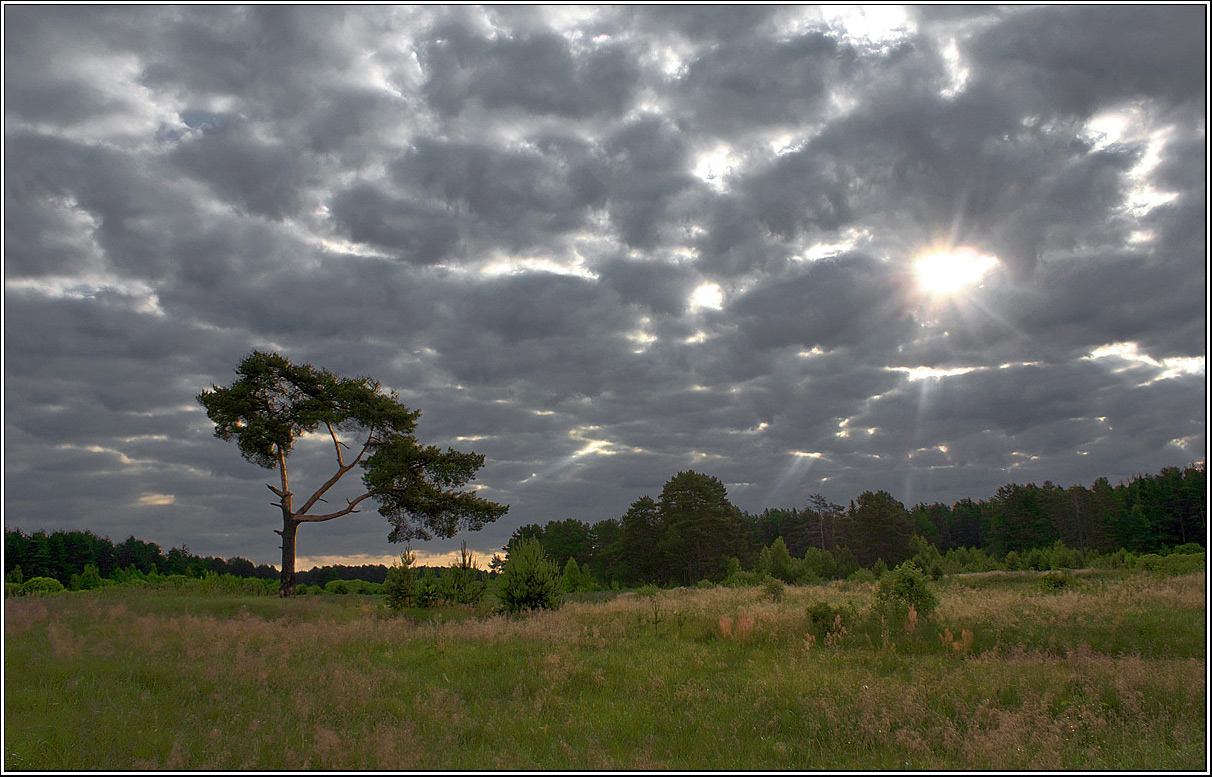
3 5 1207 569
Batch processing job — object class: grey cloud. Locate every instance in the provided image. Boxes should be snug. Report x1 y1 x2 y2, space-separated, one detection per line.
597 257 696 317
328 183 461 264
968 5 1207 117
673 31 852 136
739 147 855 241
732 255 917 353
389 136 608 248
418 22 641 119
139 6 355 104
624 5 778 42
4 132 201 281
602 116 699 248
169 115 314 220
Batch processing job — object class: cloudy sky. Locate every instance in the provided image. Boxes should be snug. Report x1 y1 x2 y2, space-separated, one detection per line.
3 5 1206 569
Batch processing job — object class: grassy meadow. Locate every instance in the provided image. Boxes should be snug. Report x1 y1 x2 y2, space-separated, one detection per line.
4 568 1206 771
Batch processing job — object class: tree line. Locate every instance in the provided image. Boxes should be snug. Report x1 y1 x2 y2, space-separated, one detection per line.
0 529 464 589
505 463 1206 588
4 462 1204 591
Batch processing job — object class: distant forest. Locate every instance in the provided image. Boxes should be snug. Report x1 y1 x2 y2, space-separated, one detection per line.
4 463 1205 589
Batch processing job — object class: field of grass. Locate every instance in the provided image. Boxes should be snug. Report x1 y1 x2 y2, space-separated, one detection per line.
4 568 1206 770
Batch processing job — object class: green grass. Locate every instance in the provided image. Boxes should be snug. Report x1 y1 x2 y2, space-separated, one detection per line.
4 569 1206 770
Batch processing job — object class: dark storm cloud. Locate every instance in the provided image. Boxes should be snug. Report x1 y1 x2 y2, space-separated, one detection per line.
968 4 1207 117
733 254 917 353
169 114 314 220
597 257 696 317
624 5 777 42
388 135 609 248
601 115 699 249
673 31 853 137
328 183 463 265
4 5 1204 566
417 20 641 119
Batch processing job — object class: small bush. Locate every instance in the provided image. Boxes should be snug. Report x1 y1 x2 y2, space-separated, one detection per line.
441 546 487 604
761 577 785 603
5 565 24 585
848 568 876 584
875 562 938 618
1038 570 1074 593
324 579 351 595
21 577 65 596
384 547 420 611
498 537 562 614
77 563 104 591
806 601 848 635
1135 554 1164 572
1160 552 1205 575
635 584 661 599
413 573 441 608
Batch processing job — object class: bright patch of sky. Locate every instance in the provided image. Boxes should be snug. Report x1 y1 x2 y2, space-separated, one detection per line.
689 282 724 311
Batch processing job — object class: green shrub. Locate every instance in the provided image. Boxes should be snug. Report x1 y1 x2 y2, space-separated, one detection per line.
324 579 351 595
21 577 65 596
805 601 852 637
5 565 24 585
871 558 888 580
1091 548 1137 569
1136 554 1164 572
413 572 441 608
1038 570 1075 593
908 536 943 579
5 582 21 598
384 548 420 611
875 562 938 617
801 547 837 581
1160 553 1205 575
441 543 487 605
762 577 786 603
498 537 562 614
77 563 104 591
765 537 796 583
1169 543 1205 556
723 565 762 588
847 568 876 584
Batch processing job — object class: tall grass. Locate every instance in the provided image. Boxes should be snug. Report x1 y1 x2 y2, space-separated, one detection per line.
4 570 1205 770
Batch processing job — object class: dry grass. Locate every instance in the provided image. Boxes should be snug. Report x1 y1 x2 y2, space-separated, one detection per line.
4 570 1205 771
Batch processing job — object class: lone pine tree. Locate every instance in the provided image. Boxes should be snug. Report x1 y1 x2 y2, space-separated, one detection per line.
198 350 508 596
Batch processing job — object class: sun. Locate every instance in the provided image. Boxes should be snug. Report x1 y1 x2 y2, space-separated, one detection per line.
913 247 998 296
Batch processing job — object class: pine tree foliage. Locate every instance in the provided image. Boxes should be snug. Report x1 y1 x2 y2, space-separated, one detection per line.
498 537 563 614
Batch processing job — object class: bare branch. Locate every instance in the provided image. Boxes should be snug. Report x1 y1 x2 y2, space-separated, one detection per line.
296 492 376 523
266 483 285 497
326 422 346 468
294 428 376 517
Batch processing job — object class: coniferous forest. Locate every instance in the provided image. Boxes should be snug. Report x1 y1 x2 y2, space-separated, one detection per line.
5 462 1204 592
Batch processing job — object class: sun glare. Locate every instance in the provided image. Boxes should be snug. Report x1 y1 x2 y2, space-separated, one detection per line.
913 248 998 295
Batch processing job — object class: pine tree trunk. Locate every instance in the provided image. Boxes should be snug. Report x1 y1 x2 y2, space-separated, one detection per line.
279 517 299 597
276 445 298 597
